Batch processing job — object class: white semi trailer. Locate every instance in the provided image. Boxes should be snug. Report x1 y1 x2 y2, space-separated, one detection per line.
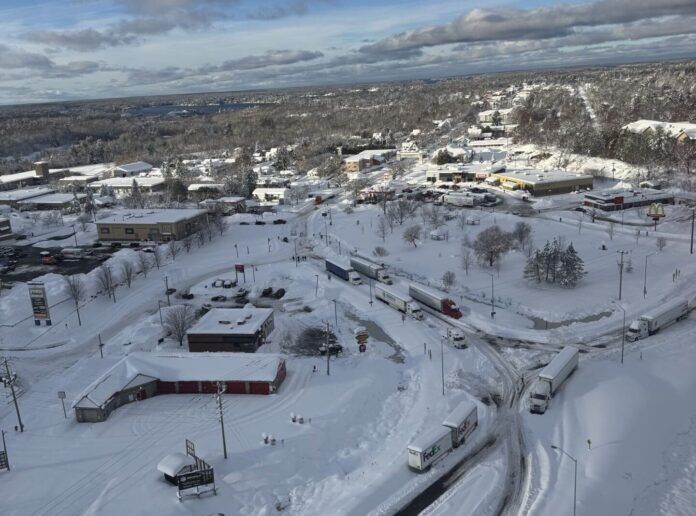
626 298 689 342
442 400 478 447
529 346 579 414
407 426 453 471
350 256 393 284
374 284 424 320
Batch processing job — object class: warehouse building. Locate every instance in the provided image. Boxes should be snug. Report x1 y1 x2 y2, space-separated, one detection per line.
72 352 287 422
112 161 153 177
89 177 166 198
17 192 86 212
584 189 675 211
0 187 55 208
187 307 274 353
96 209 208 242
490 169 593 196
198 196 246 214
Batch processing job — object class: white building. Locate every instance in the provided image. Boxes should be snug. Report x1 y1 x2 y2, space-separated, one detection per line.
477 108 514 125
112 161 153 177
252 188 289 203
89 177 166 198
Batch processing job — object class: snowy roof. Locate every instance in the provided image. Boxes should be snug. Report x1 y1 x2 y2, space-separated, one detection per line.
188 308 273 336
442 400 477 428
408 425 451 453
157 453 196 477
584 188 673 203
96 209 207 225
218 196 245 203
344 149 396 162
188 183 224 192
622 120 696 138
72 352 285 409
115 161 153 173
90 177 165 188
493 169 593 185
58 175 97 182
253 187 289 195
0 187 55 202
18 193 86 205
51 163 113 178
539 347 578 381
0 170 39 184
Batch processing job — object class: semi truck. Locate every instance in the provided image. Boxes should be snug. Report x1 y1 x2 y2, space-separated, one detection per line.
529 346 579 414
374 284 424 320
626 298 689 342
442 400 478 447
350 256 393 284
408 284 462 319
325 258 362 285
442 193 475 207
407 426 453 471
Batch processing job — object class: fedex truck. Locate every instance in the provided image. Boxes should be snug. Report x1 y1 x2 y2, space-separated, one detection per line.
626 298 689 342
442 400 478 447
374 284 424 320
407 426 452 471
529 347 579 414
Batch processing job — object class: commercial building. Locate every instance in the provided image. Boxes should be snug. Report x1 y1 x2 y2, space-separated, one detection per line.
252 187 289 203
490 169 593 196
89 177 166 198
112 161 153 177
0 187 55 208
96 209 208 242
0 162 67 191
58 175 99 190
198 196 246 214
343 149 396 172
17 192 86 212
583 189 675 211
72 352 287 422
188 307 274 353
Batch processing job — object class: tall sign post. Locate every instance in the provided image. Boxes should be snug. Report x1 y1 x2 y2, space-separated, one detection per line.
28 282 51 326
235 264 246 283
646 202 665 231
58 391 67 419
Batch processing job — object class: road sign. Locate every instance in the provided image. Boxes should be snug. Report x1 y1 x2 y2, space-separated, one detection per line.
27 282 51 325
57 391 66 399
235 264 245 273
359 344 366 353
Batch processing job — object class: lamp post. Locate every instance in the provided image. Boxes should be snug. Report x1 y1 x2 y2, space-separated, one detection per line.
615 302 626 364
332 299 338 328
314 275 319 297
163 276 171 306
643 252 655 299
486 273 496 318
551 445 577 516
157 300 166 326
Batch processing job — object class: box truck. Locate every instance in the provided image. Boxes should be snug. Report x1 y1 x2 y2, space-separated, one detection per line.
529 347 579 414
442 400 478 447
350 256 393 284
409 284 462 319
407 426 453 471
626 298 689 342
374 284 424 320
325 258 362 285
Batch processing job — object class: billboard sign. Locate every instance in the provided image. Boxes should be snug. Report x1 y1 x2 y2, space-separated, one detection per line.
28 282 51 325
235 264 245 273
177 468 214 491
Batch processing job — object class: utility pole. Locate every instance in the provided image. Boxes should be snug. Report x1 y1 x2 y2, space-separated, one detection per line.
441 331 446 396
1 358 24 432
294 239 298 267
1 429 8 470
332 300 338 328
617 250 627 301
325 322 331 376
551 445 577 516
98 333 104 358
643 252 654 299
234 243 239 258
164 276 171 306
487 273 495 318
691 208 695 255
314 275 319 297
216 382 228 459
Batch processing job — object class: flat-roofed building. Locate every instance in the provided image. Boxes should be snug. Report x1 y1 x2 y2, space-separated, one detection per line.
96 209 208 242
89 177 165 198
584 189 675 211
112 161 153 177
0 187 55 208
491 169 593 196
187 307 274 353
18 192 86 212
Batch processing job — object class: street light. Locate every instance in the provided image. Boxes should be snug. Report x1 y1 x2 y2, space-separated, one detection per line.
551 444 577 516
615 302 626 364
643 252 655 299
332 299 338 328
157 300 166 326
486 273 496 318
314 274 319 297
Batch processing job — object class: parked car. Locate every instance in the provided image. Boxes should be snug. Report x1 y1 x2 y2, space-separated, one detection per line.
240 222 250 225
211 295 227 302
255 220 266 225
261 287 273 297
223 279 237 289
181 292 194 300
166 288 177 295
212 279 224 288
273 219 287 224
271 288 286 299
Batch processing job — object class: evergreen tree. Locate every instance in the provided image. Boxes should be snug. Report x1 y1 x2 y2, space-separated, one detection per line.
83 187 96 218
242 169 257 199
129 179 144 209
523 249 543 283
558 243 585 287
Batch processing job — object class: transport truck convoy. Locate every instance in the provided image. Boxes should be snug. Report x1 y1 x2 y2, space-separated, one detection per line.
409 284 462 319
350 256 393 284
626 298 689 342
325 258 362 285
374 284 424 320
408 400 479 471
529 346 579 414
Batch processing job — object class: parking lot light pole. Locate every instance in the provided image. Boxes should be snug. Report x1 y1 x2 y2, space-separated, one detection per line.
615 302 626 364
551 445 577 516
164 276 171 306
158 300 166 326
643 252 655 299
486 273 496 318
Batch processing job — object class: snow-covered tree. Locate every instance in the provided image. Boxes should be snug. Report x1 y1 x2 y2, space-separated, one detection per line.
523 249 544 283
442 271 456 291
473 225 513 266
558 243 585 287
242 169 257 199
403 224 422 247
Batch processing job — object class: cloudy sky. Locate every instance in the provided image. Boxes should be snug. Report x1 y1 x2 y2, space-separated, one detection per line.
1 0 695 104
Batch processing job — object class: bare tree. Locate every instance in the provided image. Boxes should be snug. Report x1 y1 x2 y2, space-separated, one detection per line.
635 229 641 245
606 222 615 241
442 271 456 291
375 216 389 242
95 264 117 302
152 245 164 269
657 236 667 252
137 251 152 278
120 260 136 288
473 225 513 266
76 213 91 232
403 224 422 247
427 204 445 228
461 249 473 275
196 230 206 247
164 305 195 346
211 216 229 236
168 240 182 261
373 246 389 257
62 274 85 325
387 199 418 226
512 222 533 251
456 212 468 230
183 235 193 253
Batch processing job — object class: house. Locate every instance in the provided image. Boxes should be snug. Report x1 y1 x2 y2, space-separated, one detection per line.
477 108 514 125
187 307 275 353
17 192 86 212
72 352 287 422
96 209 208 242
252 187 289 203
0 216 12 241
584 189 674 211
89 177 166 198
0 187 55 208
198 196 246 215
491 169 593 196
342 149 397 172
623 120 696 143
112 161 153 177
187 183 225 194
397 141 424 163
58 175 99 190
